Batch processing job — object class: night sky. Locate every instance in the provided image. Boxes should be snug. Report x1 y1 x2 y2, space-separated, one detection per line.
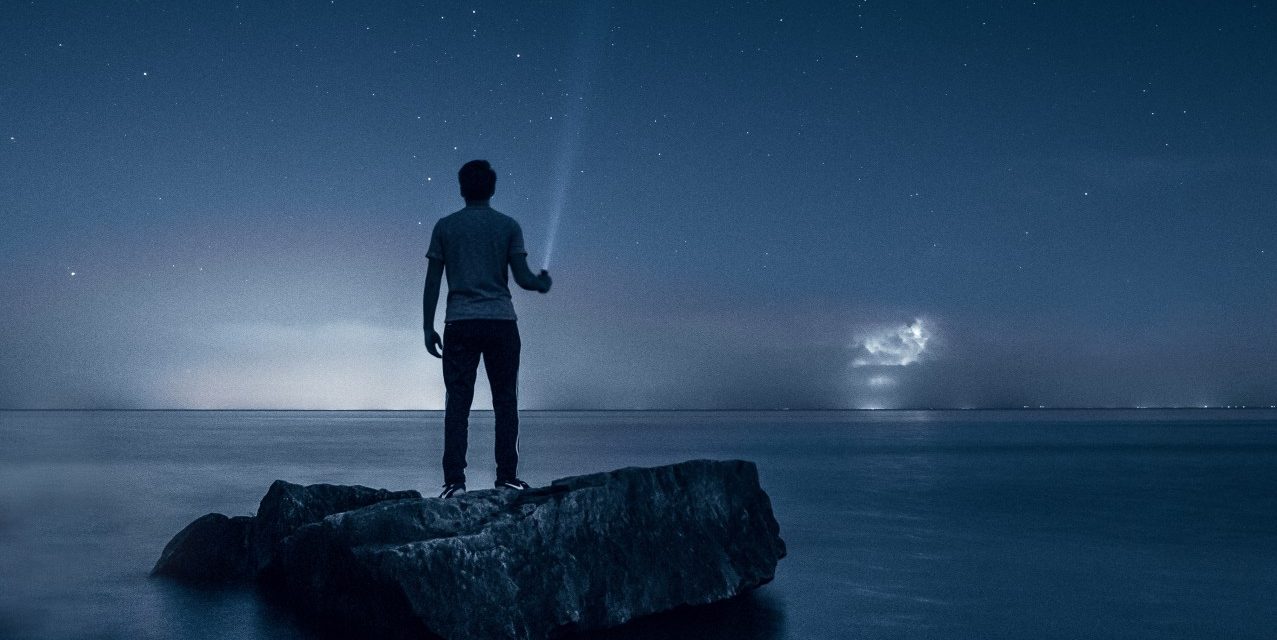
2 1 1274 409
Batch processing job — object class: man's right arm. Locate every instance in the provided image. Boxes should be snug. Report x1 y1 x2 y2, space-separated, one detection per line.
510 254 551 293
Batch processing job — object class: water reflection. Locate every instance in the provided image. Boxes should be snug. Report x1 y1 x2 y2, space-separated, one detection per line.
152 580 784 640
575 590 785 640
150 581 312 640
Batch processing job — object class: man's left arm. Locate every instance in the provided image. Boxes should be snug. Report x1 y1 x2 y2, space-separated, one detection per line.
423 257 444 357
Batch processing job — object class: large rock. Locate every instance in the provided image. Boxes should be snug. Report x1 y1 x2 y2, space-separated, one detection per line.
153 460 785 639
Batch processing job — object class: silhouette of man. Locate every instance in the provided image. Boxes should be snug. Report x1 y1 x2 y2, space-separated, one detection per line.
424 160 552 498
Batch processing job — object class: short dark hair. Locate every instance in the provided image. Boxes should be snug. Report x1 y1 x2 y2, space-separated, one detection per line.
458 160 497 201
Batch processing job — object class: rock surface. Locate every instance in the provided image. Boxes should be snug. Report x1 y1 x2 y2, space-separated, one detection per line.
249 480 422 574
153 460 785 639
152 482 422 582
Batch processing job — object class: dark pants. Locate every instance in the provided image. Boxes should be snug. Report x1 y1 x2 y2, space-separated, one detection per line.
441 319 520 484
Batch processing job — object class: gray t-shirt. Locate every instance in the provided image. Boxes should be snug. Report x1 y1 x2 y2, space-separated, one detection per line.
426 204 527 322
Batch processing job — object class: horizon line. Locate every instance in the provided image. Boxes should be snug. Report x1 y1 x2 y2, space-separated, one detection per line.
2 406 1276 412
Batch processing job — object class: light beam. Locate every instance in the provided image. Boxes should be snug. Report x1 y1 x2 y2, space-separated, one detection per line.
541 3 610 271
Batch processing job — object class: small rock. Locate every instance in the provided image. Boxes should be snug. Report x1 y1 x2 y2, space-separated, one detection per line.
151 513 254 582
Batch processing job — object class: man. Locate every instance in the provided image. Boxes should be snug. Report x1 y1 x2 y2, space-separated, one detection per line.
423 159 552 499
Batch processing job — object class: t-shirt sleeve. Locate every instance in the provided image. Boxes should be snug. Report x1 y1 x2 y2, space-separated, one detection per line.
508 221 528 258
426 220 445 261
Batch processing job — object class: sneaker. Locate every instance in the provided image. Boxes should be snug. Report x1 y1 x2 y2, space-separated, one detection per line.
494 478 530 490
439 482 466 498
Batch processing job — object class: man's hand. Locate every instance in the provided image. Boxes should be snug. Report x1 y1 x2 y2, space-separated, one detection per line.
425 329 443 358
511 255 552 293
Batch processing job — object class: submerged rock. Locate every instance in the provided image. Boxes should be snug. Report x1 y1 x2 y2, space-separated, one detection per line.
153 460 785 640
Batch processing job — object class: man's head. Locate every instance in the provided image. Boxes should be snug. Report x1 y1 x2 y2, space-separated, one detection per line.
458 160 497 202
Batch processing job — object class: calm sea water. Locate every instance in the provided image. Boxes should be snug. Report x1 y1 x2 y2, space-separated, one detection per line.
2 409 1276 639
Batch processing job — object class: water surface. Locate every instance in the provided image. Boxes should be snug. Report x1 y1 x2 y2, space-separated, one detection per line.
2 409 1275 639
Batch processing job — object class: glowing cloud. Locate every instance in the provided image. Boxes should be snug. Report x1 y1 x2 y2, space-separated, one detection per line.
852 319 933 367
